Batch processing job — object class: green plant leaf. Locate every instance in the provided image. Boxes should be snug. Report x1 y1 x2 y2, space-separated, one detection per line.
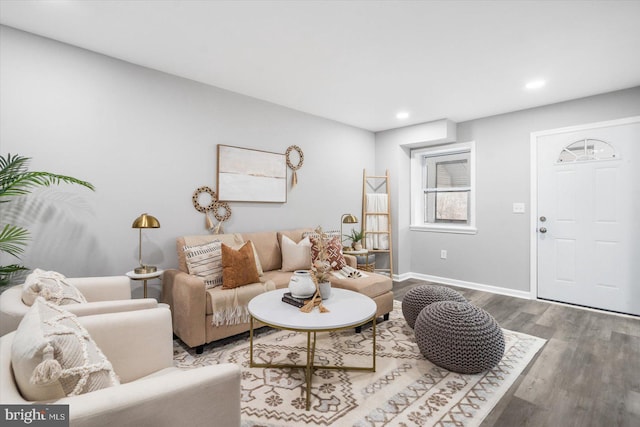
0 153 95 285
0 264 28 288
0 224 30 257
0 154 95 202
343 229 364 242
0 264 27 275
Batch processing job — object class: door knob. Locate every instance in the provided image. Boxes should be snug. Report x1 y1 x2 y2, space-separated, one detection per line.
539 216 546 222
539 227 547 233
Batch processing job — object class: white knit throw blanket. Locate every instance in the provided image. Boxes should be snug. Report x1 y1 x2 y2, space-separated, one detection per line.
210 280 276 326
365 193 389 250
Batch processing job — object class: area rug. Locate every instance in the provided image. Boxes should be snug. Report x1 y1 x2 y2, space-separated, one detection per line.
173 301 545 426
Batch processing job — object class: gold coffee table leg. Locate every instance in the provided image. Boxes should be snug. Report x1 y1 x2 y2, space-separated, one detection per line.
306 332 312 410
249 317 254 366
248 316 376 411
372 316 376 372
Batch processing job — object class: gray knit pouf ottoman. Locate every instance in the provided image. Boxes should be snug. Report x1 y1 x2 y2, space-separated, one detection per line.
402 285 466 329
415 301 505 374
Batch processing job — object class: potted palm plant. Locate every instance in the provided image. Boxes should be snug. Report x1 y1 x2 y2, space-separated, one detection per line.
0 154 94 288
344 229 364 251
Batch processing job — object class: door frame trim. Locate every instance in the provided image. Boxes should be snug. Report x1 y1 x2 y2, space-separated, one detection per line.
529 115 640 300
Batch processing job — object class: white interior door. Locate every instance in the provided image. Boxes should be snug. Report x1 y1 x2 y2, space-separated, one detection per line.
536 118 640 316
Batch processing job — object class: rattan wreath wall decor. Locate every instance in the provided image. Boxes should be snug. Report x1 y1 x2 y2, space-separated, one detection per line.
285 145 304 188
192 186 232 234
192 186 216 213
210 201 232 234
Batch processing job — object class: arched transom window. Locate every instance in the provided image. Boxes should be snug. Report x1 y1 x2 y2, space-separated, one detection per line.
557 138 617 163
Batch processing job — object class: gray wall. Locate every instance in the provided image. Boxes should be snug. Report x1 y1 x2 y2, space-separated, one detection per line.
374 120 456 277
0 26 374 297
376 87 640 294
3 24 639 298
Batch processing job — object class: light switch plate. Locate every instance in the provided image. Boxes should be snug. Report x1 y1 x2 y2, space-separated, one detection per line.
513 203 525 213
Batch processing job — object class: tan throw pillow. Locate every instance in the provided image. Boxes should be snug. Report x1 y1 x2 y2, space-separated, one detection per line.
183 241 223 289
245 241 264 277
11 298 120 401
221 241 260 289
281 235 312 272
310 235 347 270
22 269 87 306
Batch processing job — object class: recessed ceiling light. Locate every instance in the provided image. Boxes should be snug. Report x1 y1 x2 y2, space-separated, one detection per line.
525 80 546 90
396 111 409 119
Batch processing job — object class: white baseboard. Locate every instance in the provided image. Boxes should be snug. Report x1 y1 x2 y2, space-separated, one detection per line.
395 272 533 300
394 272 639 319
392 272 413 282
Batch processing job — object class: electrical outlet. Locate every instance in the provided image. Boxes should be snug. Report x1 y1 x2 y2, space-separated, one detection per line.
513 203 525 213
440 250 447 259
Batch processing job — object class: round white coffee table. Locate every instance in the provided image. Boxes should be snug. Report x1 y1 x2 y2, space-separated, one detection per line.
248 288 377 410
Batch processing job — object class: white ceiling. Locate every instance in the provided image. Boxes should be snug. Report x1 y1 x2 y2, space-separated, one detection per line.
1 0 639 132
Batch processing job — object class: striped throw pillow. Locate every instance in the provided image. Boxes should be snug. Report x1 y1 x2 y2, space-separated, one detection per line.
183 240 223 289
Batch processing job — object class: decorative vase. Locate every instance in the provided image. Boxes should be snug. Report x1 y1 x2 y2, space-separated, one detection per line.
319 282 332 300
353 242 363 251
288 270 316 299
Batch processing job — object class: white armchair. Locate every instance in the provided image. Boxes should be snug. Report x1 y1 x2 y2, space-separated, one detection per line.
0 306 242 427
0 276 158 336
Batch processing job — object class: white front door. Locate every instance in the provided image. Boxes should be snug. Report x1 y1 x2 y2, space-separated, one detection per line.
536 118 640 316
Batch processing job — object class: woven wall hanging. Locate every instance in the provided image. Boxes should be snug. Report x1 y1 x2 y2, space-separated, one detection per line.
285 145 304 188
192 186 231 234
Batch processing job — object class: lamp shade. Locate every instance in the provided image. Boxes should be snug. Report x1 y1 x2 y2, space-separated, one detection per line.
132 213 160 229
341 214 358 224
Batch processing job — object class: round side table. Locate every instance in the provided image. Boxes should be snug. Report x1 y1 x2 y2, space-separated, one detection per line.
126 269 164 298
343 249 375 272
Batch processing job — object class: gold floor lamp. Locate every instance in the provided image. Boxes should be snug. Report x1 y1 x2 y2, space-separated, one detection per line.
132 213 160 274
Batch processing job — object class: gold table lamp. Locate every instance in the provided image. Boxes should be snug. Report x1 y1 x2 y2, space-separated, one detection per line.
340 213 358 248
132 213 160 274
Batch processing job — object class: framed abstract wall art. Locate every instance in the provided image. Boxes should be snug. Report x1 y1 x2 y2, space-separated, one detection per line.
217 145 287 203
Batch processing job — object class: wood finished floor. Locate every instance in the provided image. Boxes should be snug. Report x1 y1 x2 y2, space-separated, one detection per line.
393 279 640 427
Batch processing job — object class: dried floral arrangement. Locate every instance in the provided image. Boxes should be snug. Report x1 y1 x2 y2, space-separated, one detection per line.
311 227 333 283
300 226 331 313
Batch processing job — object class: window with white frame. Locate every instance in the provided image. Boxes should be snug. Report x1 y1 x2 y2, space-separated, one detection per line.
410 141 476 233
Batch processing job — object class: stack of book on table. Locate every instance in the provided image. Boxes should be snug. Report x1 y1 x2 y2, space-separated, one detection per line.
282 292 312 308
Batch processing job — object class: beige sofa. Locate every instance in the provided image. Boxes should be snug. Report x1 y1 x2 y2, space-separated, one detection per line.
0 275 158 336
0 306 241 427
162 228 393 353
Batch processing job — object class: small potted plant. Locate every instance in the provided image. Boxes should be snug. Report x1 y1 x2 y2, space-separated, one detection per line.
344 229 364 251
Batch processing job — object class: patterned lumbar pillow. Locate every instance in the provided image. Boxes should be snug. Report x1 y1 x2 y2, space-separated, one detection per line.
11 297 120 401
221 241 260 289
302 229 341 240
22 269 87 307
309 235 347 270
183 240 223 289
281 235 312 272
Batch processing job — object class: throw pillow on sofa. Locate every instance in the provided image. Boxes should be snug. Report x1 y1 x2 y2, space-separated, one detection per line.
221 241 260 289
22 269 87 307
183 240 224 289
309 235 347 270
281 235 312 272
11 297 120 401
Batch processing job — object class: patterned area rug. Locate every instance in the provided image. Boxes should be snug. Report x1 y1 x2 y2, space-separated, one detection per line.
173 301 545 426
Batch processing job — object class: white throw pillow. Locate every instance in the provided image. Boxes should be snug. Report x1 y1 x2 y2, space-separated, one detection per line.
183 241 224 289
22 269 87 307
281 236 312 272
11 298 120 401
